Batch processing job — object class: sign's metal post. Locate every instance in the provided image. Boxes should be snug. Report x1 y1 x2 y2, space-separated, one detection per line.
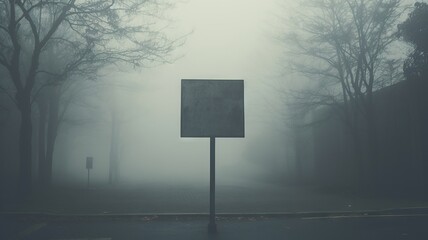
86 157 93 188
208 137 217 233
87 168 90 187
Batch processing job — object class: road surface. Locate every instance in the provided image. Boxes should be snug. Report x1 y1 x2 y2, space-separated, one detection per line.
2 214 428 240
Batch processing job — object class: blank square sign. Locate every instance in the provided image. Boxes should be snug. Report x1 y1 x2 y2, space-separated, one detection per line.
181 79 245 138
86 157 93 169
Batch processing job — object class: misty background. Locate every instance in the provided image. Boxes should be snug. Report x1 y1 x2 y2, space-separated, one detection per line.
4 0 288 186
1 0 428 215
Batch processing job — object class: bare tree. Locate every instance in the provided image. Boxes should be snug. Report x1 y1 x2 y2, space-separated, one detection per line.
280 0 405 183
0 0 182 198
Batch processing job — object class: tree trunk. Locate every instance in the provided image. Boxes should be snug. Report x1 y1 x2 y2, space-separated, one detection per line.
294 128 303 181
37 98 48 186
44 87 60 186
18 93 33 200
109 111 120 184
36 87 60 187
44 135 56 187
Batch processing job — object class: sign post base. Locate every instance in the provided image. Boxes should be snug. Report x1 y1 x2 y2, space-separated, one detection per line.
208 222 217 234
208 137 216 233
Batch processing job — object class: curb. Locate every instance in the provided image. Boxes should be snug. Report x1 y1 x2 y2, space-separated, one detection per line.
1 207 428 221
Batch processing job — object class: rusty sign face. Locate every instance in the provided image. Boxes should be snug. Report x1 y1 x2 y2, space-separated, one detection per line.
181 79 245 138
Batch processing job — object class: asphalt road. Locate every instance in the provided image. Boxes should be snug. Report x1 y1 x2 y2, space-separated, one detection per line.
2 180 428 239
2 214 428 240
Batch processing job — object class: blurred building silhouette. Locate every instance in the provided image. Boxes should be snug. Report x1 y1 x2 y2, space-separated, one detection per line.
289 80 428 194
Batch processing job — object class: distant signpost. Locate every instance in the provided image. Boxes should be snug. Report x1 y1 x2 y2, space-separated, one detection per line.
86 157 93 187
181 79 245 233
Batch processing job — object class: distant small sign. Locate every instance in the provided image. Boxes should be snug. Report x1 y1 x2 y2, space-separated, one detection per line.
181 79 245 138
86 157 93 169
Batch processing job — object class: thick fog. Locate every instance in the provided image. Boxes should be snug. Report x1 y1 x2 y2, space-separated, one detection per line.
51 0 289 186
2 0 428 221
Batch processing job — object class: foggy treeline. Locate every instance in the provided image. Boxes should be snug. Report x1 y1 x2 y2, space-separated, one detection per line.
276 0 428 194
0 0 427 205
0 0 183 200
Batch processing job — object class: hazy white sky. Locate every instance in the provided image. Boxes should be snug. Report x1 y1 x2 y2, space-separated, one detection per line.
136 0 284 121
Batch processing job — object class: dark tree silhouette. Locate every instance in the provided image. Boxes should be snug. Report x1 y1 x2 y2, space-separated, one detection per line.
280 0 404 185
399 2 428 81
0 0 181 199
